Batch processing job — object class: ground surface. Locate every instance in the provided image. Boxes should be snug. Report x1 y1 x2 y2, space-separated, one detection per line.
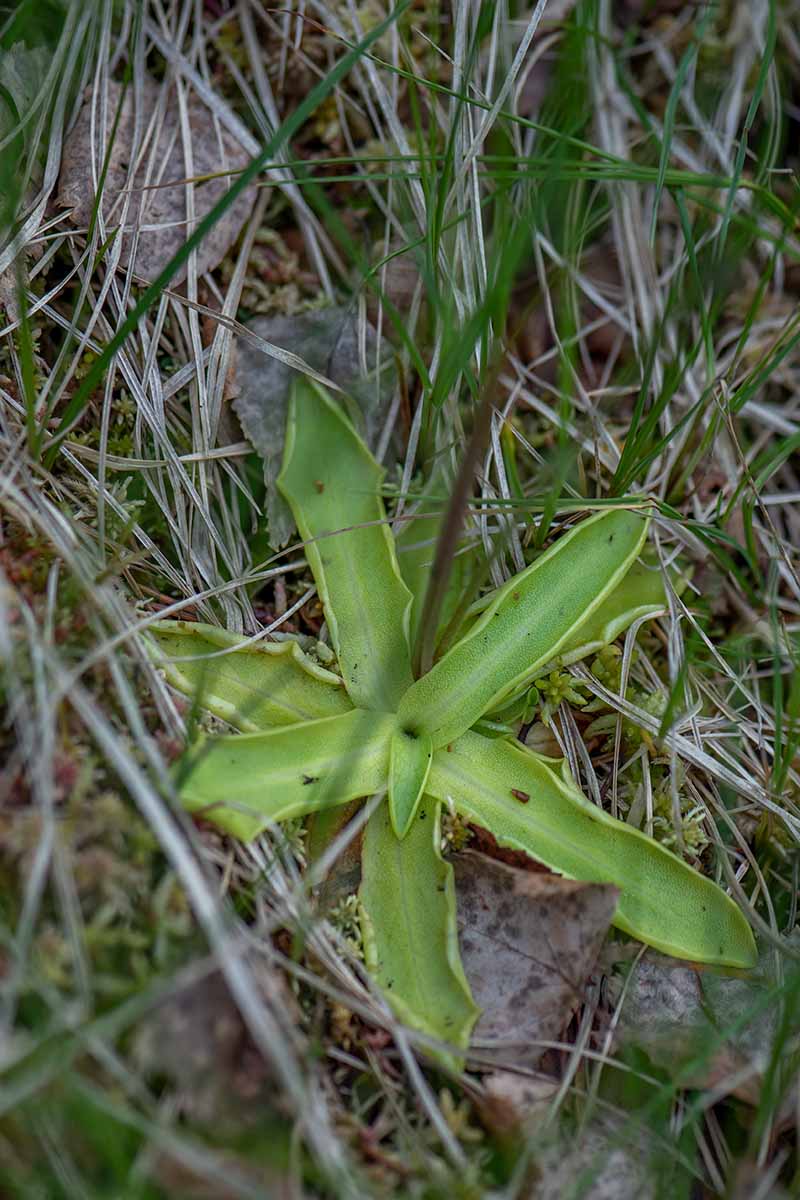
0 1 799 1197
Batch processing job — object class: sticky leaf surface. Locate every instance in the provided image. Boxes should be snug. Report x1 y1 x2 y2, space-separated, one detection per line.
557 558 672 665
388 726 433 837
398 509 649 748
359 799 479 1062
178 709 394 840
148 620 352 730
278 378 414 711
429 732 757 968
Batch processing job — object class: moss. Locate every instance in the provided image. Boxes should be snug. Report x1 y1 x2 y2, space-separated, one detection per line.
533 667 588 725
328 892 364 961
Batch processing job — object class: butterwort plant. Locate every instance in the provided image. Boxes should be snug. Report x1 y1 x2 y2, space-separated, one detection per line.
148 379 756 1057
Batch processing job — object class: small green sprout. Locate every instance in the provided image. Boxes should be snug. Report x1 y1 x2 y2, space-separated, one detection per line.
532 668 588 725
589 643 625 692
147 379 756 1061
278 817 308 864
440 809 474 854
328 893 364 961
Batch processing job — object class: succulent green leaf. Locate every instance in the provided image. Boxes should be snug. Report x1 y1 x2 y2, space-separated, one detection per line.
428 732 757 968
177 709 394 841
359 798 479 1064
147 620 353 730
388 727 433 838
557 558 672 666
277 378 414 712
398 509 650 748
481 558 682 721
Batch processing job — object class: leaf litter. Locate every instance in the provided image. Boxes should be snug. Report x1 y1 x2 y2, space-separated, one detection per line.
233 307 397 547
6 4 800 1195
609 937 800 1116
131 965 296 1129
455 850 618 1065
57 76 257 283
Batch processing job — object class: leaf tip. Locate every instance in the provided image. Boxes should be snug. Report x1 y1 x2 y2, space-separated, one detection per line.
388 727 433 838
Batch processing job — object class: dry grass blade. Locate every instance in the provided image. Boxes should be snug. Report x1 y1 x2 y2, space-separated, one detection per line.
1 0 799 1196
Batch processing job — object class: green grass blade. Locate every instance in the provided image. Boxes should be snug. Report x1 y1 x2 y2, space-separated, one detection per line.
398 508 649 748
146 619 352 731
388 727 433 838
428 732 756 969
394 481 470 649
648 8 711 246
177 709 394 841
714 0 777 265
278 378 414 712
359 798 479 1065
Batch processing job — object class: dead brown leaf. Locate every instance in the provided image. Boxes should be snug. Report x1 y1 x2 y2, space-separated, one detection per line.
610 942 800 1115
529 1118 657 1200
476 1070 560 1137
131 967 291 1128
58 78 257 283
233 307 396 546
454 851 618 1065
